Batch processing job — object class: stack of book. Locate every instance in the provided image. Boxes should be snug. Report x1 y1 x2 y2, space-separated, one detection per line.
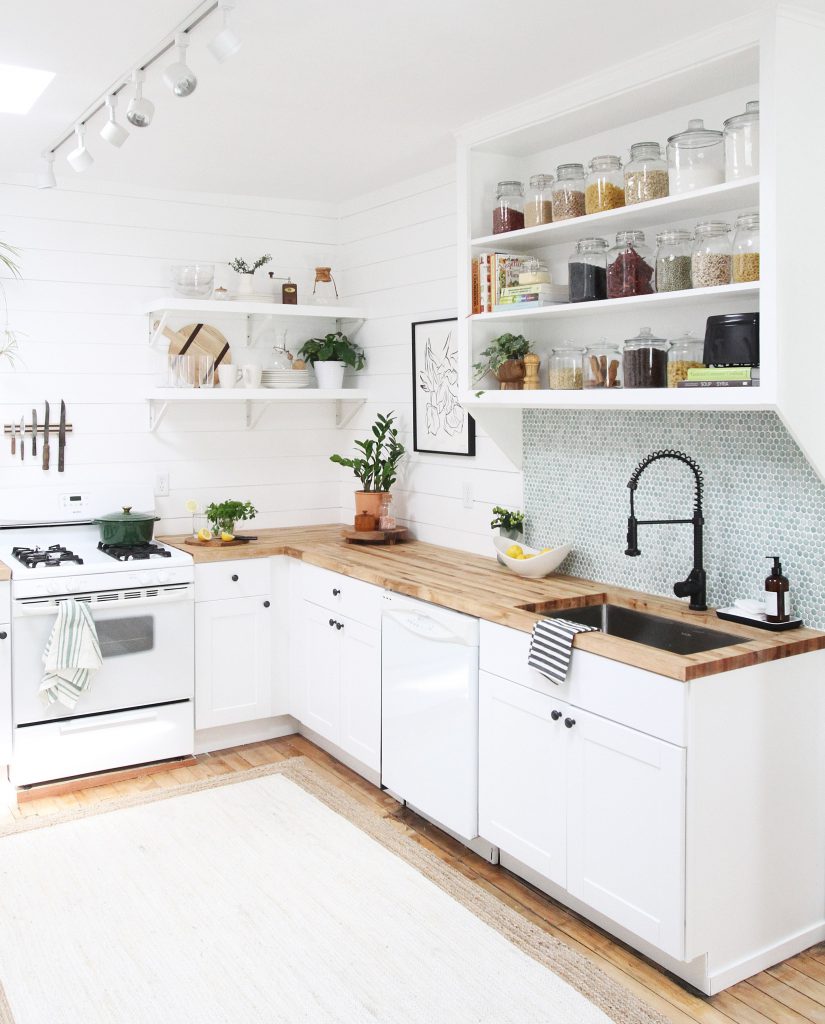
676 366 760 388
494 283 568 311
471 253 568 313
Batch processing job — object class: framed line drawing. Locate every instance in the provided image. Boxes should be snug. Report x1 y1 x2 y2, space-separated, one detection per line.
411 317 475 456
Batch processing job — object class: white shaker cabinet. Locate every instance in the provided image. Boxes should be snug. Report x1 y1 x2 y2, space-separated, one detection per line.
0 617 10 766
301 600 343 742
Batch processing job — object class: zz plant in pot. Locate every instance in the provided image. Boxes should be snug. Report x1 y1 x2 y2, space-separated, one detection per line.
330 410 405 521
298 331 366 390
205 499 257 539
473 332 532 390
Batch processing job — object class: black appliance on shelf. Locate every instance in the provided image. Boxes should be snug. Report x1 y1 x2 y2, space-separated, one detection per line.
703 312 759 367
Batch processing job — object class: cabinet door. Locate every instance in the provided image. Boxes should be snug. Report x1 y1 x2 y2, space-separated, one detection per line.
301 600 341 744
0 623 10 764
339 618 381 771
478 671 567 886
195 597 272 730
566 708 686 958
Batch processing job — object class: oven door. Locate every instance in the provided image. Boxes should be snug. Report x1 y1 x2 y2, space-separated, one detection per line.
12 584 194 725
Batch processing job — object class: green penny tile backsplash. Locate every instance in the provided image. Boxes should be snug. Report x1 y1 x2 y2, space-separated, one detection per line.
522 410 825 629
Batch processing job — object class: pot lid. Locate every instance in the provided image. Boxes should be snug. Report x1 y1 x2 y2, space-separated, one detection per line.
94 506 160 524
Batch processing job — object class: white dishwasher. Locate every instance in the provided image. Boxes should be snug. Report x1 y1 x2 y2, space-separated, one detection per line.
382 593 493 857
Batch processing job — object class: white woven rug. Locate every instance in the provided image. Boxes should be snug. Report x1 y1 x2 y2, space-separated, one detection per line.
0 760 666 1024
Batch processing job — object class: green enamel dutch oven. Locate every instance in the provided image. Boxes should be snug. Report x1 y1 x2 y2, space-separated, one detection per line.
94 506 160 546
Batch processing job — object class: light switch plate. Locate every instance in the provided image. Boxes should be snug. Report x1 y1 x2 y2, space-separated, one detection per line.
461 483 473 509
154 472 170 498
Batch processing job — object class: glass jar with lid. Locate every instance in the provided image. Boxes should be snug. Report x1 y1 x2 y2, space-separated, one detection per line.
548 346 583 390
568 237 608 303
724 100 759 181
692 221 732 288
583 341 622 389
518 256 551 286
492 180 525 234
623 327 669 388
524 174 554 228
551 163 586 221
585 155 625 214
732 212 759 283
667 331 704 388
624 142 669 205
667 119 725 193
655 229 693 292
607 230 654 299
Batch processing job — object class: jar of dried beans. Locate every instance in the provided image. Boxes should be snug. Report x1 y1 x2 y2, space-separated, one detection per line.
552 163 586 221
607 230 654 299
585 155 625 214
583 342 622 389
568 237 609 303
655 229 693 292
548 346 583 390
524 174 554 228
732 212 759 283
492 180 525 234
623 327 669 389
667 119 725 194
667 332 704 388
624 142 669 205
724 101 759 181
692 221 732 288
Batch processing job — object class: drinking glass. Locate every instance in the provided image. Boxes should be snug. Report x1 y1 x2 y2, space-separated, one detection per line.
196 355 215 389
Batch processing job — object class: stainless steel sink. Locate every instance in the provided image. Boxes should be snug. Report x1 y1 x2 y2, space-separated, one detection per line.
535 603 743 656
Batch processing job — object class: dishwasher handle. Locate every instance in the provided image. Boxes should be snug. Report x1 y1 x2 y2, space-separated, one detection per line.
382 608 477 646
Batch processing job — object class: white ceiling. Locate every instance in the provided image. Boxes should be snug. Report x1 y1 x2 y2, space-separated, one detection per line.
1 0 761 201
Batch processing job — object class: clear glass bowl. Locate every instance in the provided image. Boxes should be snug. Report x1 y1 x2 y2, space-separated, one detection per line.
172 263 215 298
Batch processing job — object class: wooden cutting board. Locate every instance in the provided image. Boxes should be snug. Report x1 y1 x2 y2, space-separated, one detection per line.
155 322 232 387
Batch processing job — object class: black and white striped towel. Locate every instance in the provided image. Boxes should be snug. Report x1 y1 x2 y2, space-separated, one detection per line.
528 618 599 685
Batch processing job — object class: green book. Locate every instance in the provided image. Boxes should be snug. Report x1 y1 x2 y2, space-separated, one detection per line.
687 366 756 381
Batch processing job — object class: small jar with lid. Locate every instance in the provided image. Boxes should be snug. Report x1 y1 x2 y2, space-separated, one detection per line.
568 237 609 303
492 180 525 234
667 119 725 194
524 174 554 228
732 212 759 282
518 256 551 286
692 221 732 288
583 341 622 389
551 163 586 221
607 230 654 299
624 142 669 205
585 155 625 214
724 100 759 181
548 346 583 390
667 331 704 388
623 327 669 388
655 229 693 292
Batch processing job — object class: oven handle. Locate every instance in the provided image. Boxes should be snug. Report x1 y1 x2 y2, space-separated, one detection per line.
58 708 159 735
15 591 193 617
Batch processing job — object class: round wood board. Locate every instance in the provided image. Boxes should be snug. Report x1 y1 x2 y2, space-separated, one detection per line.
342 527 410 545
183 536 251 548
157 322 232 388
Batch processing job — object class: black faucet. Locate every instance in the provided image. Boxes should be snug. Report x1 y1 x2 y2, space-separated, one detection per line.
625 449 707 612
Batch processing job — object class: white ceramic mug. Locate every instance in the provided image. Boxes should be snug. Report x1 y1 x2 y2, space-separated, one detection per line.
218 364 240 389
242 364 262 388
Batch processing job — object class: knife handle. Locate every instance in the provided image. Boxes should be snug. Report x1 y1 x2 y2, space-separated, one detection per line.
57 444 64 473
10 435 14 456
42 442 49 471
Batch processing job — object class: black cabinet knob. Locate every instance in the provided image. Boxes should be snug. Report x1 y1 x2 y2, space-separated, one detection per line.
0 632 7 640
332 588 341 596
335 621 344 630
564 717 576 729
231 574 239 582
329 618 335 627
551 710 562 721
263 600 270 608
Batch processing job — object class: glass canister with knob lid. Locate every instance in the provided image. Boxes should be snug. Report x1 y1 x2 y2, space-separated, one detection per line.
667 119 725 193
492 180 525 234
524 174 554 228
732 212 759 283
552 163 586 221
607 230 654 298
548 346 583 390
623 327 669 388
692 221 732 288
624 142 669 205
655 229 693 292
583 341 622 389
667 331 704 388
724 100 759 181
568 237 609 303
585 155 625 214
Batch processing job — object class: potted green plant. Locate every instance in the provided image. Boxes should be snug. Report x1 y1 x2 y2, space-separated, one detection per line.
205 499 257 539
228 254 272 296
473 333 532 390
490 506 524 541
330 410 405 520
298 331 366 390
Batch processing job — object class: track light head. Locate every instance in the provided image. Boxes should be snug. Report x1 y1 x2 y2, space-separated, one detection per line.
36 151 56 189
126 69 154 128
163 32 197 97
66 123 93 173
100 93 129 147
208 1 242 63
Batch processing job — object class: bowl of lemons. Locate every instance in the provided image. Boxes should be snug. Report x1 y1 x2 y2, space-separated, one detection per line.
492 536 572 578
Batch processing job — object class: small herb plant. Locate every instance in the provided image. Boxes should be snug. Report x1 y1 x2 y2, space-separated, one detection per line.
298 331 366 370
330 411 405 492
205 499 257 535
490 506 524 534
473 333 531 381
228 254 272 275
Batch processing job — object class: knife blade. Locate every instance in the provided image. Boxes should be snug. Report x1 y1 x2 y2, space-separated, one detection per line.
19 415 25 461
42 401 50 471
31 408 37 457
57 401 66 473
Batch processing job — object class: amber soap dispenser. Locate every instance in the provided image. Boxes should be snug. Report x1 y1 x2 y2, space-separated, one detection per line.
765 556 790 623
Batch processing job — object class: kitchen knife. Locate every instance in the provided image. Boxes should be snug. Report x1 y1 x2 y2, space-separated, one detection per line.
31 408 37 457
19 415 25 461
42 401 50 471
10 422 15 457
57 401 66 473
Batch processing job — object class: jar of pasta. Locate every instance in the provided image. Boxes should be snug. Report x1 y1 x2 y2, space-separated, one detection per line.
585 155 625 214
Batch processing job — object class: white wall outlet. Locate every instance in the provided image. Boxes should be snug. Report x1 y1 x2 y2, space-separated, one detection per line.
461 482 473 510
154 472 170 498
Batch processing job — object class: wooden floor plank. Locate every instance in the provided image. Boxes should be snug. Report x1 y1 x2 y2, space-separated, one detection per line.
733 982 815 1024
748 974 825 1023
711 991 778 1024
766 965 825 1009
786 956 825 988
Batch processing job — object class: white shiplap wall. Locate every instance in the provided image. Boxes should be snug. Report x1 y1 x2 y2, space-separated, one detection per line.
336 167 523 554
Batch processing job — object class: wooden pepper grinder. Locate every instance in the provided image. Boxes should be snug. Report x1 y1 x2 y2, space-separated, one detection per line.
523 353 541 390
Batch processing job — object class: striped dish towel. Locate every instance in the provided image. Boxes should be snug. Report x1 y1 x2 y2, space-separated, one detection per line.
40 599 103 711
528 618 599 685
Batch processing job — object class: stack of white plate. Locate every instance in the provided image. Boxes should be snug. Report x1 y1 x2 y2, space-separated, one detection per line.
261 369 312 389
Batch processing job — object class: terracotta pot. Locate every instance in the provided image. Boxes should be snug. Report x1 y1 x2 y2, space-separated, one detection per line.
355 491 389 519
497 358 525 390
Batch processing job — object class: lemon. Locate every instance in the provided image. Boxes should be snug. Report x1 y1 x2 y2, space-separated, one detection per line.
523 553 535 559
185 499 199 514
539 547 552 554
505 544 523 558
221 531 235 543
197 527 213 542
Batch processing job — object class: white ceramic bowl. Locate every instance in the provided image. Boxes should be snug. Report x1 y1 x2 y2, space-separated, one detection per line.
493 535 572 578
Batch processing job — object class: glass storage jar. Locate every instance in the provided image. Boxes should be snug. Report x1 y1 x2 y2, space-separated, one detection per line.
667 119 725 193
583 342 622 389
524 174 554 228
548 346 583 390
692 221 732 288
624 142 669 205
623 327 669 388
732 212 760 282
585 155 625 214
667 331 704 388
552 163 586 221
607 230 654 298
655 229 693 292
724 100 759 181
568 237 609 303
518 256 551 285
492 180 525 234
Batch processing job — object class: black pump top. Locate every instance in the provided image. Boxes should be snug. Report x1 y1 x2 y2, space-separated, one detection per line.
767 555 783 576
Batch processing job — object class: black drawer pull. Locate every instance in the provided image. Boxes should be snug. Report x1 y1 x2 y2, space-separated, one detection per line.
329 618 335 627
332 588 341 596
263 600 270 608
564 717 576 729
550 710 562 721
0 632 7 640
231 574 239 582
335 621 344 630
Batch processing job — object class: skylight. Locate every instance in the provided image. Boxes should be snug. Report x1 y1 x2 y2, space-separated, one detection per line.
0 63 55 115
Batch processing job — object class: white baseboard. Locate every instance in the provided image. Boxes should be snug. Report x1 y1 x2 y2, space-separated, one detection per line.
296 724 380 787
194 716 298 755
708 922 825 994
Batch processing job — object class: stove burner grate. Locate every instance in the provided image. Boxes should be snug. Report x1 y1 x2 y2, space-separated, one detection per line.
98 541 172 562
12 544 84 569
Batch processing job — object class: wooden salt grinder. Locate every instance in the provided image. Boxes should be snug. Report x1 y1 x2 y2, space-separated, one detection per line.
523 353 541 390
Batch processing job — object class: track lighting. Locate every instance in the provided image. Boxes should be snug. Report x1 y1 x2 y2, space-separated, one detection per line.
208 1 242 63
100 94 129 147
126 69 154 128
66 124 93 172
36 151 56 189
163 33 197 97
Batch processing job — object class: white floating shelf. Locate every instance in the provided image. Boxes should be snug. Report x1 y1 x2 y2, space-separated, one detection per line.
141 297 368 320
462 385 772 412
471 177 759 252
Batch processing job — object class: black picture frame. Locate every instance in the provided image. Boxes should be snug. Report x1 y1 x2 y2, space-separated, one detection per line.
411 317 475 457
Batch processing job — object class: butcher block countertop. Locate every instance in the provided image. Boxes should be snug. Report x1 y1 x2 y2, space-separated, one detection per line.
0 564 11 582
159 525 825 682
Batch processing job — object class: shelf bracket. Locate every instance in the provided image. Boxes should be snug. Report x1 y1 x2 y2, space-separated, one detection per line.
335 398 365 428
148 400 169 433
337 317 365 340
149 312 169 349
245 401 268 430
